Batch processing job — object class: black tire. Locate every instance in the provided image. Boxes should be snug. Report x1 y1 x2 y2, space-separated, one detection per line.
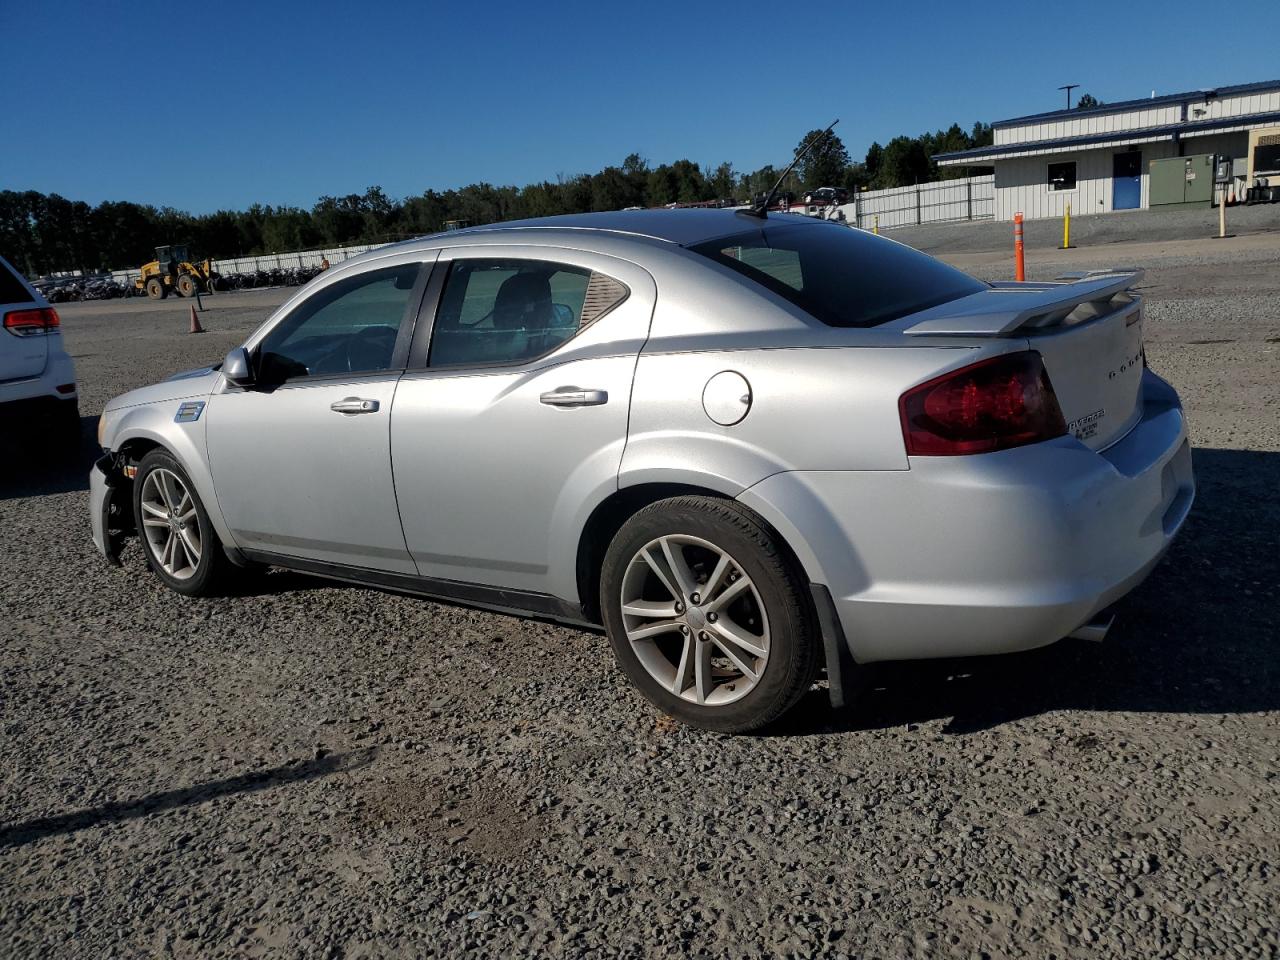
600 496 820 733
176 273 196 298
132 449 236 597
145 277 166 300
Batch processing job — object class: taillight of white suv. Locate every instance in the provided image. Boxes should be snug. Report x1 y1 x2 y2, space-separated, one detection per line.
3 307 61 337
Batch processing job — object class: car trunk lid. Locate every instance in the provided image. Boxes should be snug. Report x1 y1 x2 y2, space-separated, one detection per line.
900 270 1146 451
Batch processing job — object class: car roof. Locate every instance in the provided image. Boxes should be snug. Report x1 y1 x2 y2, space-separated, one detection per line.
437 209 831 248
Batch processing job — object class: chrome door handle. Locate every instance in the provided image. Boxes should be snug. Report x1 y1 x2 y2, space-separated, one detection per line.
330 397 380 415
539 388 608 407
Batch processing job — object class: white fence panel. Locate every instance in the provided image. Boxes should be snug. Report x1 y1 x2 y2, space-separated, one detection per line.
835 175 994 230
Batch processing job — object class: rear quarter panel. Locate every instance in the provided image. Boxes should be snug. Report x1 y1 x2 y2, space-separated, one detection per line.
623 345 981 488
622 242 1028 491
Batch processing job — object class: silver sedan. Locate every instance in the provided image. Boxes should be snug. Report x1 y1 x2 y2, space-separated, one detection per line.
91 210 1194 732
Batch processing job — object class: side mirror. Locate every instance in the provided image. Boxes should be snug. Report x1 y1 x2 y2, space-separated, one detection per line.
222 347 254 387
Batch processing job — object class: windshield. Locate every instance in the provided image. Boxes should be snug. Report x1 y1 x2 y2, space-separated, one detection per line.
689 222 986 328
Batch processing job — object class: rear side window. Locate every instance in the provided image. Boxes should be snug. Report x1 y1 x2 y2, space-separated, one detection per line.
428 259 628 367
689 223 985 328
0 260 32 305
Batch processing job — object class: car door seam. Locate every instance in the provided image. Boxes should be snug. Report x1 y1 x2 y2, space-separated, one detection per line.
386 372 417 571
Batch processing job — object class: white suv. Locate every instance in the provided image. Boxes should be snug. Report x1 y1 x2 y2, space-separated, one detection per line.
0 255 78 441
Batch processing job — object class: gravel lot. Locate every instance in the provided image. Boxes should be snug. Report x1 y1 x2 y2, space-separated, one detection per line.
2 225 1278 959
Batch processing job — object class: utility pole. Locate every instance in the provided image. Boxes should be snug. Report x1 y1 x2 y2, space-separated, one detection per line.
1058 84 1080 109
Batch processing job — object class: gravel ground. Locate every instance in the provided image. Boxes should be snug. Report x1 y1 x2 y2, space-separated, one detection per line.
2 226 1278 959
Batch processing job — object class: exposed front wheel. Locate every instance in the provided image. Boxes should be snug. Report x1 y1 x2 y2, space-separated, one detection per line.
176 273 197 298
600 496 819 733
132 449 235 596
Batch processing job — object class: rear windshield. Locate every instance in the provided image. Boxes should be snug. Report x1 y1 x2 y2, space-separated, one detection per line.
689 222 985 328
0 260 32 305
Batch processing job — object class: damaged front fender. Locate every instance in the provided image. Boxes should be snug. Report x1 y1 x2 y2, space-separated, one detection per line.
89 453 133 565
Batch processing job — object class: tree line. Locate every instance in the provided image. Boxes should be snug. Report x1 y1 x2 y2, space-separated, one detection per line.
1 122 994 277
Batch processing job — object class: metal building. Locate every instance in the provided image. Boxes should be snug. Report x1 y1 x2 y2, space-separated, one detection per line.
934 79 1280 220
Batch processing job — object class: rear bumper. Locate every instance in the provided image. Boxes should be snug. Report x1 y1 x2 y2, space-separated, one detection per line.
740 369 1194 662
0 350 77 407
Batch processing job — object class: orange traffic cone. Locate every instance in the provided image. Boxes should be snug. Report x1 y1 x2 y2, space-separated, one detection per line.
188 303 205 334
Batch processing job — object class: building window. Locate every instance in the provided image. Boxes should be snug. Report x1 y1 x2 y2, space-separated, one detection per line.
1047 161 1077 191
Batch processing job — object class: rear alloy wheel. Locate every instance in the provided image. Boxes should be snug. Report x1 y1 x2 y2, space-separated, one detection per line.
601 496 819 733
621 534 769 707
133 449 235 596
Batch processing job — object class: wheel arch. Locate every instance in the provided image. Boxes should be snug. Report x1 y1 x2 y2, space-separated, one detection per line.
107 418 236 551
574 479 819 629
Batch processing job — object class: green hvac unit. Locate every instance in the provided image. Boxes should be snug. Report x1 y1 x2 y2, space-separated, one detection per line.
1149 154 1215 207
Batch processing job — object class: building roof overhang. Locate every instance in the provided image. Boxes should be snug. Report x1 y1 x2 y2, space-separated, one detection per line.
935 110 1280 165
991 79 1280 128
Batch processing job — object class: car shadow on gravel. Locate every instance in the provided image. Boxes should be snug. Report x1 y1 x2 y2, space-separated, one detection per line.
0 415 99 500
776 446 1279 737
0 748 378 851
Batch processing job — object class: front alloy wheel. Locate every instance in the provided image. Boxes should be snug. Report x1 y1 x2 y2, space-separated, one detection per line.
139 467 201 580
132 449 238 596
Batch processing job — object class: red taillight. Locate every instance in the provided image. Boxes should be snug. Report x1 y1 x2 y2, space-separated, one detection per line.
899 351 1067 456
3 307 60 337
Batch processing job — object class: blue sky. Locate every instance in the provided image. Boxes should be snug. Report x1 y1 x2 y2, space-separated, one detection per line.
3 0 1276 213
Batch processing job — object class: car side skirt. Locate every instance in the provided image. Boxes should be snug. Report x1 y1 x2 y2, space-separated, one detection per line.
239 550 599 631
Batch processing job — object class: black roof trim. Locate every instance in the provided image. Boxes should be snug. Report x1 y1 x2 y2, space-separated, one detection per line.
992 79 1280 129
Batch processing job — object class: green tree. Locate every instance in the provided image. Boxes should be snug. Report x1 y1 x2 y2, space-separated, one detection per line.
645 165 678 206
89 200 160 271
1075 93 1102 110
311 195 364 246
706 162 737 201
261 206 316 252
793 128 851 190
590 166 636 211
863 142 884 185
737 165 778 202
842 162 870 192
876 136 933 188
359 186 396 240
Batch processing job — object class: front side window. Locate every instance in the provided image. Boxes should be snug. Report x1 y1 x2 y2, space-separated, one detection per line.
428 259 628 367
689 223 985 329
257 263 420 382
1048 161 1077 191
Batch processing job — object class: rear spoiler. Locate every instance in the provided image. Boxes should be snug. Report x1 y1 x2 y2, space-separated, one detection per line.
902 269 1144 337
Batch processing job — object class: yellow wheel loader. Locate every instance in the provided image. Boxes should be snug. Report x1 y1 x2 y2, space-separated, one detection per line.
133 245 219 299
